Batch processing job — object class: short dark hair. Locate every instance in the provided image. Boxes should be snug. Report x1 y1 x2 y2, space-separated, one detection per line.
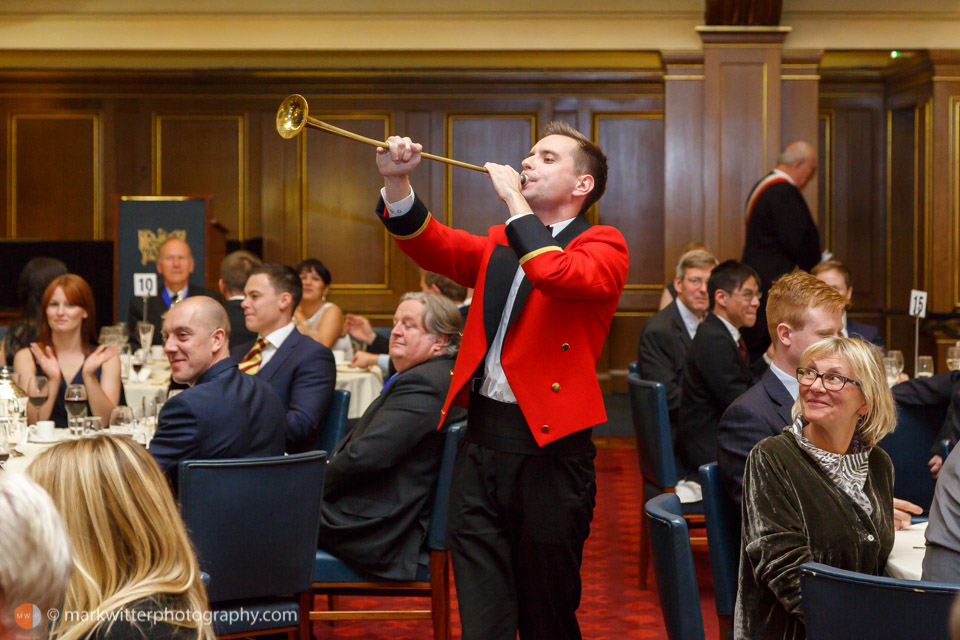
540 121 608 215
421 271 467 303
296 259 332 286
220 250 262 293
250 263 303 309
708 260 761 311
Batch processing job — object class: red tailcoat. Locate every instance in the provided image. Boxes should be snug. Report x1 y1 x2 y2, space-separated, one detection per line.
377 195 628 447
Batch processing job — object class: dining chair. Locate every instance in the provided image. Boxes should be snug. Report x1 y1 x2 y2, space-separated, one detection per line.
318 389 350 457
179 451 326 639
800 562 960 640
699 463 741 640
880 400 948 510
628 373 706 589
645 492 706 640
310 420 466 640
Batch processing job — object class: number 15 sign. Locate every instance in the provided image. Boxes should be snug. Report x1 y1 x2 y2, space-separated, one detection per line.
909 290 928 319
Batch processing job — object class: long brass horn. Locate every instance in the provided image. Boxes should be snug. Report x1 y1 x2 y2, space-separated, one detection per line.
276 94 490 175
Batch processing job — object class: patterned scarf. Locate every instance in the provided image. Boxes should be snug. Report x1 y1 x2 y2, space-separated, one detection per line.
786 416 874 516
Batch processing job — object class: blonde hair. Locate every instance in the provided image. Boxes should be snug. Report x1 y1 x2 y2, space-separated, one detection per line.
26 435 214 640
766 269 849 342
0 471 72 637
791 337 896 447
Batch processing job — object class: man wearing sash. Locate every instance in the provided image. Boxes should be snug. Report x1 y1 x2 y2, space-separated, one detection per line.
741 141 822 363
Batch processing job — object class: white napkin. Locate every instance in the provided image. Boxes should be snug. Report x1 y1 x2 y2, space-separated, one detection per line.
131 367 152 382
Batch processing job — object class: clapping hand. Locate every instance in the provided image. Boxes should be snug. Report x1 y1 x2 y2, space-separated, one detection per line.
82 344 120 376
28 342 61 383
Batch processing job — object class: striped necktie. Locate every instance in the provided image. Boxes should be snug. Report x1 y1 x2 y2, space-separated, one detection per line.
239 338 267 375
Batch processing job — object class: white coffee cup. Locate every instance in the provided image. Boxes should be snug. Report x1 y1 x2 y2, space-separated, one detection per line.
150 345 166 362
332 349 346 365
31 420 56 442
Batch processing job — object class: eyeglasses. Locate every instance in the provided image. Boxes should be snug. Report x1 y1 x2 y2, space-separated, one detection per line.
731 289 762 302
683 277 706 288
796 367 861 391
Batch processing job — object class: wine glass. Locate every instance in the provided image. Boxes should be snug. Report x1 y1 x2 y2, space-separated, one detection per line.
25 376 49 422
108 405 135 434
137 321 155 350
64 384 87 436
4 398 25 448
131 349 148 380
916 355 935 378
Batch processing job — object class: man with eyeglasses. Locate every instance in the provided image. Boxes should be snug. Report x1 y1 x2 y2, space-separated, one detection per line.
677 260 761 480
638 249 718 435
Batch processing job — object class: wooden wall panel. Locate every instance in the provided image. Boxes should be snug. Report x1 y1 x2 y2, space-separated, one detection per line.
888 107 919 311
156 115 244 239
11 114 99 239
596 114 665 290
446 115 536 235
302 116 391 290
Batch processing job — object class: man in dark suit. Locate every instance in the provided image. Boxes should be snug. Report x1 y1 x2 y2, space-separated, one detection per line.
128 237 219 348
217 250 260 347
319 292 464 580
812 259 885 349
718 270 847 504
637 248 717 432
231 263 336 454
678 261 761 479
741 141 822 363
149 296 287 495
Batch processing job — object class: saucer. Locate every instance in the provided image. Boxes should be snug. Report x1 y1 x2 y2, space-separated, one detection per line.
29 435 60 444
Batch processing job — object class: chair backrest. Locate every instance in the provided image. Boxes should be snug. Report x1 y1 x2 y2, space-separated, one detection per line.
698 462 741 620
179 451 326 603
426 420 466 551
879 400 948 508
628 373 678 490
645 493 706 640
800 562 960 640
319 389 351 457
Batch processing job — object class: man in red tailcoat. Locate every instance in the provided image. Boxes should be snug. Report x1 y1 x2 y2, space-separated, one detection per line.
374 122 628 640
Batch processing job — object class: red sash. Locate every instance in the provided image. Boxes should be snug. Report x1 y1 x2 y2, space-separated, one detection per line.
745 174 790 227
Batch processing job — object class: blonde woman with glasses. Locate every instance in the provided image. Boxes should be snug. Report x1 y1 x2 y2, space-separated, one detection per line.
734 336 896 640
27 435 214 640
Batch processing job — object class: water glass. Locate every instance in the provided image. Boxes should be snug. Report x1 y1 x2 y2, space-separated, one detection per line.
888 350 905 378
4 399 24 447
108 406 135 434
917 355 935 378
947 346 960 371
116 322 130 346
98 325 119 346
84 416 104 435
883 356 900 387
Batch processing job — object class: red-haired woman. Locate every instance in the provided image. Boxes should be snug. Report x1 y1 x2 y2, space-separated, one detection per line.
13 274 121 428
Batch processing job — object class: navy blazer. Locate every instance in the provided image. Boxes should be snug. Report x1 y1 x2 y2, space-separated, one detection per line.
847 318 884 350
319 355 460 580
149 357 287 495
718 367 795 505
231 328 336 454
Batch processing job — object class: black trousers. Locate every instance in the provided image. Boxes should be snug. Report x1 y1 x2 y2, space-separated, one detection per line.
449 392 596 640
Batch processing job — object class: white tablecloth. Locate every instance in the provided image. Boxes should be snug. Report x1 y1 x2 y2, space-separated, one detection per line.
886 521 927 580
335 365 382 419
5 429 73 474
122 360 172 411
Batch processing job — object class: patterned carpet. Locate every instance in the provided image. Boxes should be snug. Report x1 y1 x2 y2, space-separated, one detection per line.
312 440 719 639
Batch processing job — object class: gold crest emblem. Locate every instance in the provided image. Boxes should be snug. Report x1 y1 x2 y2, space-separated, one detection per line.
138 228 187 265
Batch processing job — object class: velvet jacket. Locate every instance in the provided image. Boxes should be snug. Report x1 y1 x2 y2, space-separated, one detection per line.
734 433 894 640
